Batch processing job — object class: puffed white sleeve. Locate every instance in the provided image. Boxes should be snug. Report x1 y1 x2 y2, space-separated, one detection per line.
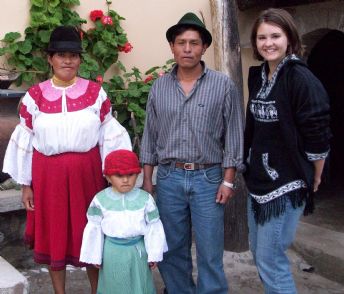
2 93 36 185
80 197 104 265
97 87 132 167
144 194 168 262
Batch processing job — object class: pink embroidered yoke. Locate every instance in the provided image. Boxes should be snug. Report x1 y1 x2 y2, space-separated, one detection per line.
3 77 132 185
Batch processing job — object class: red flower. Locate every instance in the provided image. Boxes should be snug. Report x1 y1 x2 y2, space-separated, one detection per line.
118 42 133 53
90 10 104 22
101 16 113 26
96 75 103 84
144 75 153 83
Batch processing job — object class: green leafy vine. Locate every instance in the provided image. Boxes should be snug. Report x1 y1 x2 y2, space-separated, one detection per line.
0 0 175 148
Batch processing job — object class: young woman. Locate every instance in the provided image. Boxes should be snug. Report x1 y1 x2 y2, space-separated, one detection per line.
3 26 131 294
244 8 331 293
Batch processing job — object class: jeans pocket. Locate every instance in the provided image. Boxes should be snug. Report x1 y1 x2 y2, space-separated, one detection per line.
202 166 223 184
157 165 171 180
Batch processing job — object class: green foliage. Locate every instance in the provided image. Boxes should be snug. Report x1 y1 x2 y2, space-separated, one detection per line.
0 0 87 85
104 59 175 148
0 0 175 147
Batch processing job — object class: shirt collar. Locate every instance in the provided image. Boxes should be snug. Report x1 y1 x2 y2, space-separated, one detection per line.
170 61 208 80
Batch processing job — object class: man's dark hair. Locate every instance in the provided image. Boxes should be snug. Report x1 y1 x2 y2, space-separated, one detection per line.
170 26 207 45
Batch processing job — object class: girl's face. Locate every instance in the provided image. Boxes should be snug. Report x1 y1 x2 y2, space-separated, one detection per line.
107 174 138 194
48 51 81 81
256 22 289 67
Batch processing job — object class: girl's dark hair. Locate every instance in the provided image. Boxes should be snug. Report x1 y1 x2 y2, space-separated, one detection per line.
250 8 302 61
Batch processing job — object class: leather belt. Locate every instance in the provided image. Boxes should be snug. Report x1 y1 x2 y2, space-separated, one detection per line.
174 162 219 170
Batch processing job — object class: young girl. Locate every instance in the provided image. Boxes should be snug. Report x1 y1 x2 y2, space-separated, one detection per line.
80 149 168 294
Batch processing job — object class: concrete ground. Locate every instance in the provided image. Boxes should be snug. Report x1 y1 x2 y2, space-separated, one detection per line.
8 245 344 294
2 182 344 293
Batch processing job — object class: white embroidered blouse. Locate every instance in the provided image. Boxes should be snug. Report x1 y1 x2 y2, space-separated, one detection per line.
3 78 132 185
79 187 168 265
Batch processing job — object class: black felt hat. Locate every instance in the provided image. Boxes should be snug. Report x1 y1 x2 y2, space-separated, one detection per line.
46 26 83 53
166 12 212 46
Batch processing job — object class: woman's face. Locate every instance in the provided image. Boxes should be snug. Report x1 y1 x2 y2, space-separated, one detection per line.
48 52 81 81
256 22 289 66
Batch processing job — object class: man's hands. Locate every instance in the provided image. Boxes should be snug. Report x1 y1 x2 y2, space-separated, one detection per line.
142 164 155 194
216 184 235 204
142 181 154 195
216 167 236 204
22 185 34 211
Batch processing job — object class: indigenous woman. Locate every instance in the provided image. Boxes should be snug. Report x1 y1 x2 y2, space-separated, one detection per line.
3 26 131 294
244 8 331 293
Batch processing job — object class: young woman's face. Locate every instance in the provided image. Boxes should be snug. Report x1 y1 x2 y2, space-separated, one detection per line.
48 52 81 81
107 174 138 194
256 22 289 66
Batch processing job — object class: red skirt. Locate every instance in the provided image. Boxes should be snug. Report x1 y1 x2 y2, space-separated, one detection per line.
25 146 106 270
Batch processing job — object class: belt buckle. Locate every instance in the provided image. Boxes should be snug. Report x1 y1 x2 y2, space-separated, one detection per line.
183 163 195 170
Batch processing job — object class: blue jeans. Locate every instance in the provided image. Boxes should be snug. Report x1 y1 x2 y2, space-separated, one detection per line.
247 196 305 294
156 164 228 294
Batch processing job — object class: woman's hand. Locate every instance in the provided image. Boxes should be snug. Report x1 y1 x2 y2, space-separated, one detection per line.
22 185 34 211
313 176 321 192
148 262 157 270
312 159 325 192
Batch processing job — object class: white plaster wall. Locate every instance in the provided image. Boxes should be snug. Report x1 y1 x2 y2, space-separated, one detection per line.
238 1 344 48
0 0 214 76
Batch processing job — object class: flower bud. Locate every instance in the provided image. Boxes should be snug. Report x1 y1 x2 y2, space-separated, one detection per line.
144 75 153 83
96 75 103 84
101 16 113 26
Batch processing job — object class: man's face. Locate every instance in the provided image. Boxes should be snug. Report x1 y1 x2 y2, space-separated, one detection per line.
170 29 208 70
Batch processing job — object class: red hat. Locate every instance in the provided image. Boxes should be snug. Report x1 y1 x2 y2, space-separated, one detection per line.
104 149 141 176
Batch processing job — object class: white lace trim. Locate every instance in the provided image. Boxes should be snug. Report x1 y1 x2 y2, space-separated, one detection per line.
250 180 307 204
262 153 279 180
250 99 279 122
257 54 299 100
306 151 329 161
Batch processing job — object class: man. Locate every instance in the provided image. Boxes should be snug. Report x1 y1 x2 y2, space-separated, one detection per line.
140 12 244 294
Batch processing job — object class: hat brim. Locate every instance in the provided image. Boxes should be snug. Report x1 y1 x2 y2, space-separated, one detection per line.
166 24 212 46
45 41 84 54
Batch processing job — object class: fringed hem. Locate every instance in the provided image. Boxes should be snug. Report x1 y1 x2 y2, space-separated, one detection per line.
251 189 307 225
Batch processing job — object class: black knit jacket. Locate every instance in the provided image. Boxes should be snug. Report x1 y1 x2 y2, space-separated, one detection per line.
244 58 331 216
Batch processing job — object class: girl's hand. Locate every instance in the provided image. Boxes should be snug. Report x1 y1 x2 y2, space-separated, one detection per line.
94 264 101 269
148 262 157 270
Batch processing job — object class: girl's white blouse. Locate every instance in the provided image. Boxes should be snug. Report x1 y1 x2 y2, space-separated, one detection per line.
3 78 131 185
79 187 168 265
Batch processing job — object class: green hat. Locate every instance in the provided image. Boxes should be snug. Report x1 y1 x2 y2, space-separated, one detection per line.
166 12 212 46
